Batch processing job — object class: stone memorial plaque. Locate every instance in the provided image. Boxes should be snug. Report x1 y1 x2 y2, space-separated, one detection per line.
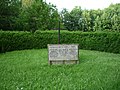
48 44 79 65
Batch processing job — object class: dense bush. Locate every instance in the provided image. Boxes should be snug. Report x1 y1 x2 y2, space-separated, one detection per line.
0 31 120 53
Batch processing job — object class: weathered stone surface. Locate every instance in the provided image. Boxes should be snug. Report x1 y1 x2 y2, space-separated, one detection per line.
48 44 79 65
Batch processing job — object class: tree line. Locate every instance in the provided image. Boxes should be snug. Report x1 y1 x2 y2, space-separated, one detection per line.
0 0 119 32
61 3 120 32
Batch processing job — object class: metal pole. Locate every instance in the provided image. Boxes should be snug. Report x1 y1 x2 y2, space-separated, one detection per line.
58 20 60 44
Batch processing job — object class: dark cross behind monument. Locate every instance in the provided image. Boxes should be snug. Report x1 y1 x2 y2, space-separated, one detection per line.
58 20 60 44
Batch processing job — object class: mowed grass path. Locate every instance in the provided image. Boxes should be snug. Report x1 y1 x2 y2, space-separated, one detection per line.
0 49 120 90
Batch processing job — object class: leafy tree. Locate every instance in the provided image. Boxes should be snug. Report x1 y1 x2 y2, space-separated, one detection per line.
96 3 120 32
17 0 59 32
111 14 120 31
61 7 82 31
61 3 120 32
93 9 103 31
60 8 71 30
94 16 102 31
0 0 21 30
110 4 120 31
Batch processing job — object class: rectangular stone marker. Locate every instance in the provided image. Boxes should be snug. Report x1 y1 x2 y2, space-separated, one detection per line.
48 44 79 65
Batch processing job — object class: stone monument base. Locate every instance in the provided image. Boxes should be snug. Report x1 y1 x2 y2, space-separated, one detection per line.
48 44 79 65
49 60 79 65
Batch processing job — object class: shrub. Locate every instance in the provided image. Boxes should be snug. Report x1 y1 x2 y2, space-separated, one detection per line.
0 31 120 53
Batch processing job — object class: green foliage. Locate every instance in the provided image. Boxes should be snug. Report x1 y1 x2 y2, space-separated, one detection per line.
16 0 59 32
0 0 59 31
100 3 120 31
61 7 82 31
0 31 120 53
0 1 119 32
61 3 120 32
0 0 21 30
0 49 120 90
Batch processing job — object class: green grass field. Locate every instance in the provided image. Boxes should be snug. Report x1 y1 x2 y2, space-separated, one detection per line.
0 49 120 90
